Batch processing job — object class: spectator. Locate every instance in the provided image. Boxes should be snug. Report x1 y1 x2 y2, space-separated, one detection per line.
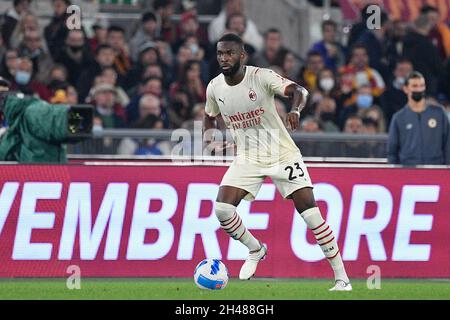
380 58 413 126
420 5 450 60
342 114 370 157
297 50 324 92
126 77 169 126
361 117 378 134
0 49 19 83
300 116 322 133
96 66 129 106
355 10 391 80
124 42 161 91
18 29 54 84
155 36 174 67
89 18 109 54
388 71 449 165
272 48 299 81
181 102 205 129
153 0 176 45
1 0 31 48
136 93 162 124
346 4 372 50
208 0 263 50
129 11 159 63
360 105 386 133
44 0 72 59
315 97 339 132
55 29 93 86
362 117 385 157
338 84 377 129
339 44 385 107
170 59 206 107
9 56 51 100
224 13 259 55
250 28 283 68
174 11 209 56
403 14 444 95
384 19 409 70
107 25 132 77
87 83 126 129
311 67 342 108
76 44 117 103
48 63 68 84
9 12 39 50
310 20 345 72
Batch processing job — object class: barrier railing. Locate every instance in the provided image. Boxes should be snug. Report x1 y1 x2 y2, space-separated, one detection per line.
67 129 388 159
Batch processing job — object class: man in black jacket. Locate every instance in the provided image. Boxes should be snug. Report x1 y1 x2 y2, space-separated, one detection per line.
1 0 30 47
403 14 444 96
388 71 449 165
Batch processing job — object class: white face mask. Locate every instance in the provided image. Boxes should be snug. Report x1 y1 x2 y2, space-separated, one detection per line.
320 78 334 91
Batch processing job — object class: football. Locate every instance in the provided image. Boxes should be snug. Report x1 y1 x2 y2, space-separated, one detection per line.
194 259 229 290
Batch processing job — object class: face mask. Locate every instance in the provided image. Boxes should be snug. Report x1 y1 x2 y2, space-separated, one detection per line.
356 94 373 109
393 77 405 90
92 124 103 133
411 91 425 102
15 71 31 85
69 45 83 53
320 78 334 91
189 43 199 55
320 111 335 122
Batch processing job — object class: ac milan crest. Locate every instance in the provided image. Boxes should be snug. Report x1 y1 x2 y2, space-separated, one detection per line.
249 89 257 101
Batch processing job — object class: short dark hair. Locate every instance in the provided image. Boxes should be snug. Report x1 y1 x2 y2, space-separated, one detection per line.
153 0 172 11
420 5 438 14
395 57 413 67
107 25 125 34
218 33 244 46
321 19 337 30
95 44 114 55
142 11 157 23
264 28 280 38
225 13 246 30
14 0 30 6
307 49 322 58
405 71 425 86
351 43 367 54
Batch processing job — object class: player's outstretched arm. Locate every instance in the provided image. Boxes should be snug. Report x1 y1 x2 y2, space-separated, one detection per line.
284 84 309 131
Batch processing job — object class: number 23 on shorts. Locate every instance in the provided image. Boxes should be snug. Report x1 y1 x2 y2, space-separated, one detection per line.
284 162 305 181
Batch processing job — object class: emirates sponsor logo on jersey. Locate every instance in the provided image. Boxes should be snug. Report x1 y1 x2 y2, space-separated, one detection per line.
223 106 265 129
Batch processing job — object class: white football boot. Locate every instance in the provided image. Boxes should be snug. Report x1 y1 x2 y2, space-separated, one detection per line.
239 242 267 280
329 280 353 291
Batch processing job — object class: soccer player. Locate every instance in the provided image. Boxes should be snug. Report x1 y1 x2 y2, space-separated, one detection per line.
203 34 351 291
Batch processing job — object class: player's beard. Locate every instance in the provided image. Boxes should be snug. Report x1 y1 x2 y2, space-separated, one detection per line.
221 60 241 77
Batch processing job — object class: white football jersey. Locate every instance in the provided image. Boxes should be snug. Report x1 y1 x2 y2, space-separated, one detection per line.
205 66 301 165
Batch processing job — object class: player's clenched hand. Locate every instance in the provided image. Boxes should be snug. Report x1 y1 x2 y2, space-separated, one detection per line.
286 111 300 131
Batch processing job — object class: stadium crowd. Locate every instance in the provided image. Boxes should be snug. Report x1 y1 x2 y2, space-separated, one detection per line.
0 0 449 156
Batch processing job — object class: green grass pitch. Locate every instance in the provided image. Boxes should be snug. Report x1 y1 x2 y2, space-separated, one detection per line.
0 278 449 300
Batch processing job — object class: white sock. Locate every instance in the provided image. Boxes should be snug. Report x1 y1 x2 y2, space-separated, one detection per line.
301 207 349 283
215 202 261 251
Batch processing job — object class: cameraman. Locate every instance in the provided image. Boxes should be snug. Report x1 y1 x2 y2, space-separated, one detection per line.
0 76 93 163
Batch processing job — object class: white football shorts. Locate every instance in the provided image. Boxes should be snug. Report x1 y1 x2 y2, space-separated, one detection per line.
220 152 313 201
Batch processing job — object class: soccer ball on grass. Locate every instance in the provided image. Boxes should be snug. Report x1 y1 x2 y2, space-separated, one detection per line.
194 259 229 290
